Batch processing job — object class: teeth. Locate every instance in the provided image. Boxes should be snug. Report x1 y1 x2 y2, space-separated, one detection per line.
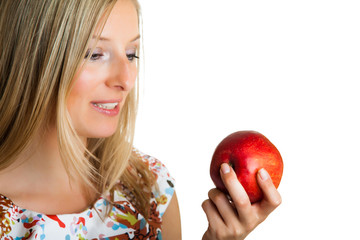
93 102 118 110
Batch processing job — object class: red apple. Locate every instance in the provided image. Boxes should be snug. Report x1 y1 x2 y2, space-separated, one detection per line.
210 130 283 203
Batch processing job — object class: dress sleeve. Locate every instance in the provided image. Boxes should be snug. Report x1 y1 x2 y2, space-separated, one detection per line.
135 150 176 217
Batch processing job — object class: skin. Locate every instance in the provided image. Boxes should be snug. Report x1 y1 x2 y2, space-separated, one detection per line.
162 191 182 239
202 163 282 240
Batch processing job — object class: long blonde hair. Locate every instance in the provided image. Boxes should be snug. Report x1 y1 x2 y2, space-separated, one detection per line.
0 0 155 219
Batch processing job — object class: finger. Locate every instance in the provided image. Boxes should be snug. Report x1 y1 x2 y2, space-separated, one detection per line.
220 163 254 222
208 188 238 226
256 168 282 217
202 199 227 231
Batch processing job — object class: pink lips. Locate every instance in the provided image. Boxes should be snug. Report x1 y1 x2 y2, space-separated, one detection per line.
90 100 121 117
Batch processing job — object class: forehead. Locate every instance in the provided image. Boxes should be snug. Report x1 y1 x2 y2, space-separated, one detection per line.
100 0 139 41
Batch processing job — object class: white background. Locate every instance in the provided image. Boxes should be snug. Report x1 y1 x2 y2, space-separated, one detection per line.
135 0 360 239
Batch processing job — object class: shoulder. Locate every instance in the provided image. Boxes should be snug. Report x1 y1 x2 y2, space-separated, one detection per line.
134 149 176 215
134 148 175 186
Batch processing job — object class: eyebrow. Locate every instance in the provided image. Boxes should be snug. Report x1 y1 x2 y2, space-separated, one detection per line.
93 34 141 42
130 34 141 42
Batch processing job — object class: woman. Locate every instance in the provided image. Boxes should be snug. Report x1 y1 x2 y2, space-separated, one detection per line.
0 0 281 239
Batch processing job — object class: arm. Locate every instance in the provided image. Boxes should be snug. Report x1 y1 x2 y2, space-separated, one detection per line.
162 191 182 240
202 163 282 240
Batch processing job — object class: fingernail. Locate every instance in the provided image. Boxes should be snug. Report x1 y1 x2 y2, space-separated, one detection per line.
221 163 231 174
259 168 269 181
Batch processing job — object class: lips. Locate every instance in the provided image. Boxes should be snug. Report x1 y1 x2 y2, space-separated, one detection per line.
91 100 121 116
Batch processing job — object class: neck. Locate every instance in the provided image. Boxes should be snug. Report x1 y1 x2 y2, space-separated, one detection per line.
15 127 64 175
0 126 99 214
1 126 88 193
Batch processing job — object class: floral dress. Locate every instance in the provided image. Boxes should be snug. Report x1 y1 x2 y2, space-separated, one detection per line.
0 151 175 240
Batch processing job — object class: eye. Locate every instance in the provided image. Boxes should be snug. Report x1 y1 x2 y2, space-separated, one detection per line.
126 48 139 62
84 48 106 61
126 53 139 62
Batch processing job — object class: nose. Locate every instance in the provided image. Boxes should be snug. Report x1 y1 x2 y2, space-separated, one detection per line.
106 57 136 91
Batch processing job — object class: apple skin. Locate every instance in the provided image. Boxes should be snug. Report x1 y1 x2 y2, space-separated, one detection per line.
210 131 283 203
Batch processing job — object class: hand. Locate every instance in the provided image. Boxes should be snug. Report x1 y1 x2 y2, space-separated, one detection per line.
202 163 282 240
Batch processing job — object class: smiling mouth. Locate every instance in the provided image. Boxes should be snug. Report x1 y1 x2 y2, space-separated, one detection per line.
91 102 119 110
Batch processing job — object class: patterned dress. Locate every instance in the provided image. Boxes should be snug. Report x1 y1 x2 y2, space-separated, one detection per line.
0 151 175 240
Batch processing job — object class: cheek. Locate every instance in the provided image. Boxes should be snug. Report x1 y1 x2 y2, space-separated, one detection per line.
68 70 97 106
129 65 138 89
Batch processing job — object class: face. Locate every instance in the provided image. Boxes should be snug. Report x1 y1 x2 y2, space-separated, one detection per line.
67 0 139 139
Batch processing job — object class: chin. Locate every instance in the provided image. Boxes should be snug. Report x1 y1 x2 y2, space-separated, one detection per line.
79 125 119 139
92 129 118 139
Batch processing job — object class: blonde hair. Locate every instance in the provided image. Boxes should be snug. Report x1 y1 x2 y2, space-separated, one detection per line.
0 0 155 219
